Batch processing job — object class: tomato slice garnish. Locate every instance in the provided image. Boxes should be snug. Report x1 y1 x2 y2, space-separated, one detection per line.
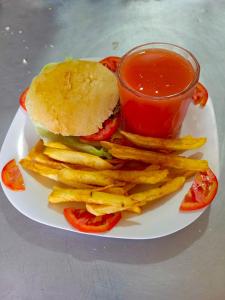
180 168 218 211
81 115 120 142
64 208 121 233
99 56 121 73
19 87 29 111
192 82 208 107
1 159 25 191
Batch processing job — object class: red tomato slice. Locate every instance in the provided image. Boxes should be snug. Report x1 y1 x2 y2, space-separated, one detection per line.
1 159 25 191
99 56 121 73
180 168 218 211
192 82 208 107
81 115 120 142
19 87 29 111
64 208 121 233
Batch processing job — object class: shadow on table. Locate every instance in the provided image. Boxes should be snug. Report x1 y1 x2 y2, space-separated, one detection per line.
1 193 210 265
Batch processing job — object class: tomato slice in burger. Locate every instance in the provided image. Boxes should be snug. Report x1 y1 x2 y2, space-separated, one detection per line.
99 56 121 73
19 87 29 111
64 208 121 233
192 82 208 107
1 159 25 191
180 168 218 211
81 115 120 142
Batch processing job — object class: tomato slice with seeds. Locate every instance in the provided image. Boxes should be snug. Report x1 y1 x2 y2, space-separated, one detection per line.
99 56 121 73
81 115 120 142
64 208 121 233
1 159 25 191
180 168 218 211
192 82 208 107
19 87 29 111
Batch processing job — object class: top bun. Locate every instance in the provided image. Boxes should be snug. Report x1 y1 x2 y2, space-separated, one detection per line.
26 59 119 136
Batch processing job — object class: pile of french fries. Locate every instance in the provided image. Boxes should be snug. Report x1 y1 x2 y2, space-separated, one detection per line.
20 131 208 216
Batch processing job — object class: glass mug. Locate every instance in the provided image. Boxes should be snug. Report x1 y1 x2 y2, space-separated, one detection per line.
117 42 207 138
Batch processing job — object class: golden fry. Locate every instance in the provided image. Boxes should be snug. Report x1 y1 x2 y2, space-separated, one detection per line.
20 159 93 188
81 178 185 216
94 185 127 195
168 168 196 179
44 148 113 170
49 187 91 204
101 141 114 150
57 167 168 186
91 191 133 207
123 182 137 192
31 153 70 170
20 158 59 181
86 203 121 215
43 141 71 150
58 168 114 187
86 203 141 216
99 169 168 184
101 142 208 171
27 139 70 170
48 186 134 207
128 206 142 214
145 164 161 171
120 130 207 151
29 139 45 156
131 176 186 203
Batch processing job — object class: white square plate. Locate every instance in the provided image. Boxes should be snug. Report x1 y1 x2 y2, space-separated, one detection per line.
0 95 219 239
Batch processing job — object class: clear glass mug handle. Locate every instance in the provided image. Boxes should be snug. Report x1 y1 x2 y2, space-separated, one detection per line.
192 82 208 107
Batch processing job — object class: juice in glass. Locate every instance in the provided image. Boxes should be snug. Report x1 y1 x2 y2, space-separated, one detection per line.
118 43 200 138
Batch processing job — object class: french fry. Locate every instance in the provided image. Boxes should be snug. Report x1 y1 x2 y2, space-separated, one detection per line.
26 139 70 170
123 182 137 192
130 176 186 203
145 164 161 171
20 159 94 188
49 187 91 203
101 169 168 184
31 153 70 170
86 203 141 216
94 185 127 195
20 158 59 181
101 142 208 171
120 131 207 151
48 186 134 207
101 141 115 150
128 206 142 214
60 177 185 216
57 168 168 187
28 139 45 158
91 191 134 207
44 148 113 170
168 168 196 179
43 141 71 150
58 168 115 187
86 203 122 215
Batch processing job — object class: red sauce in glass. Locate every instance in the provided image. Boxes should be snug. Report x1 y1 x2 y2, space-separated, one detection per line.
119 48 196 137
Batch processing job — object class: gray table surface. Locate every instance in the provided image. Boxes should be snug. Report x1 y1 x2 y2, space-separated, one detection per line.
0 0 225 299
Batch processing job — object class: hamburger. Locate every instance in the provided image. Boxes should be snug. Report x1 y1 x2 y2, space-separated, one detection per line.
26 59 120 157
